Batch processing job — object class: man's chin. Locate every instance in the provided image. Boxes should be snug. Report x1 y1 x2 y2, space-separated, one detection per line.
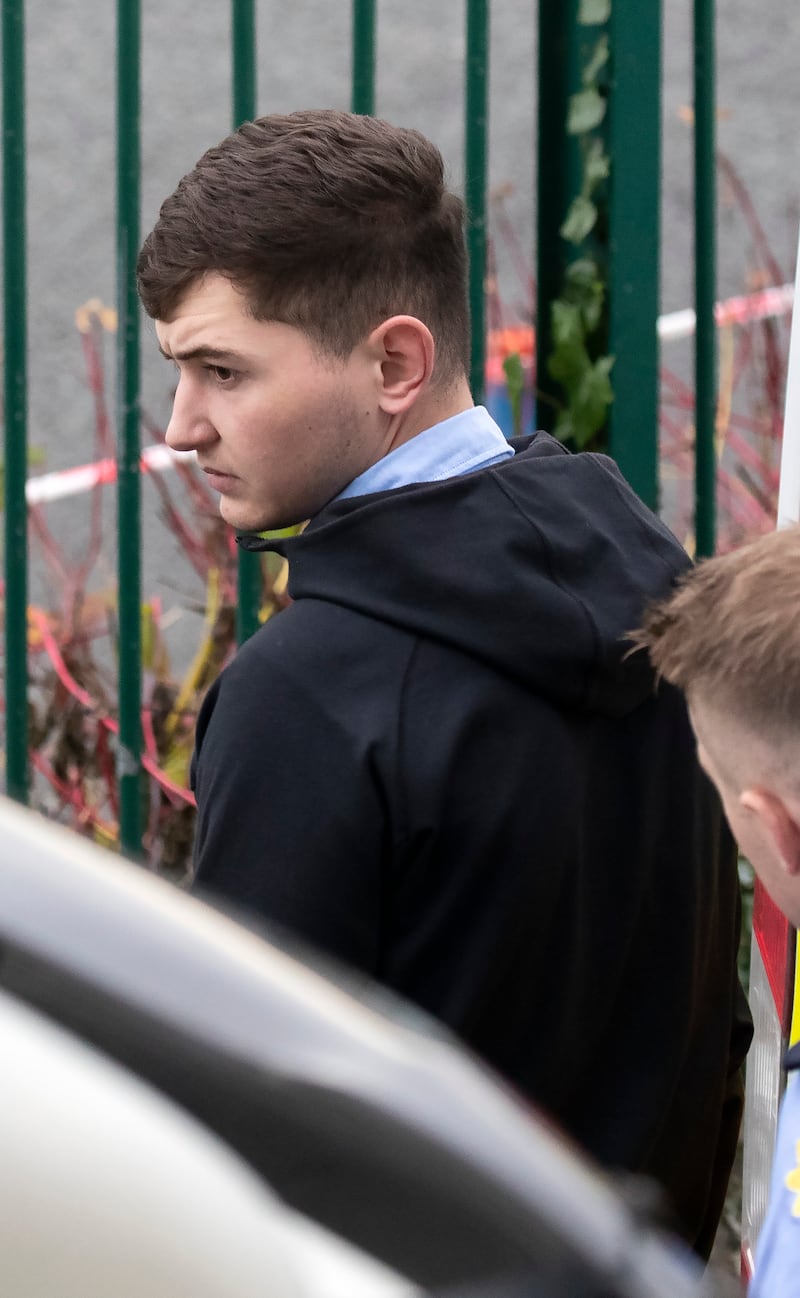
219 499 259 533
219 497 299 535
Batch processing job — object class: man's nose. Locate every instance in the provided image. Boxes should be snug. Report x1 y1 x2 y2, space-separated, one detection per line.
164 378 217 452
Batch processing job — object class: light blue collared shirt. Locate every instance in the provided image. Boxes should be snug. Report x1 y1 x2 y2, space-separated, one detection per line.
336 405 514 500
750 1070 800 1298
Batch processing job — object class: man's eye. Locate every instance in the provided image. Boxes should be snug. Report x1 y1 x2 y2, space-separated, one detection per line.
211 365 234 383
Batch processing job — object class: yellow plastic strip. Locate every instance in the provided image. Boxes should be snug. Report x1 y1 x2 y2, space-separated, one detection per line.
790 931 800 1045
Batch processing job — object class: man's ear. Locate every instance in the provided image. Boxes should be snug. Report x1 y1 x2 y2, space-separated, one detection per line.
369 316 435 414
740 787 800 875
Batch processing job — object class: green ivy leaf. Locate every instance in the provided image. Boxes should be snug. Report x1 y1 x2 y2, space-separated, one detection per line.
584 137 610 189
582 35 610 86
548 300 590 388
567 86 606 135
578 0 611 24
502 351 524 398
550 298 583 349
502 352 525 438
548 0 613 453
582 291 604 335
564 261 603 328
560 195 598 244
570 355 616 448
565 257 601 294
554 408 576 444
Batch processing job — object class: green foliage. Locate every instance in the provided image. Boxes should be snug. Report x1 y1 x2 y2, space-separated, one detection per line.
502 353 525 438
578 0 610 22
547 1 614 451
584 136 610 186
567 86 605 135
560 195 598 246
582 33 610 85
546 259 614 447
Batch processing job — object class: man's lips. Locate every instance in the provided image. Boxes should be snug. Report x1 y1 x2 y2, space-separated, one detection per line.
202 467 238 489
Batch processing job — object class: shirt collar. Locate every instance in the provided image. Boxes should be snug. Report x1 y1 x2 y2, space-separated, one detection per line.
335 405 513 501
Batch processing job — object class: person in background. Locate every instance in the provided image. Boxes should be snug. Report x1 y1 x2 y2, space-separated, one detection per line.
137 108 750 1256
636 523 800 1292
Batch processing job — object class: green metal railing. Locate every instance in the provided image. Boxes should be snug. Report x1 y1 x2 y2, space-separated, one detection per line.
2 0 28 803
465 0 488 405
232 0 263 646
606 1 661 510
1 0 718 845
694 0 717 557
116 0 142 853
535 0 582 455
351 0 376 116
536 0 718 537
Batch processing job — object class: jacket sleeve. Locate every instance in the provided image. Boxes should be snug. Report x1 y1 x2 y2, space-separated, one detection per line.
190 633 389 976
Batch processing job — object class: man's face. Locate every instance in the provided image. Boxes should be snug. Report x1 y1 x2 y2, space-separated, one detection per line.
155 273 383 532
690 699 800 927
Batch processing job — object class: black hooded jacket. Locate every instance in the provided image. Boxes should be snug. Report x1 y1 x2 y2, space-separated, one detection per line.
193 432 751 1254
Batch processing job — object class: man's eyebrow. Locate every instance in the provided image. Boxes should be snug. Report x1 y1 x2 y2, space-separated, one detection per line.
157 344 243 364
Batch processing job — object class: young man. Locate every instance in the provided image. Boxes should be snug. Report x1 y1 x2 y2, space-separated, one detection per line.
138 109 750 1255
636 523 800 1294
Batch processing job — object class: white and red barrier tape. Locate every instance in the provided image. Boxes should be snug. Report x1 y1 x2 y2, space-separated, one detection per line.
25 282 795 507
25 445 195 506
656 280 794 343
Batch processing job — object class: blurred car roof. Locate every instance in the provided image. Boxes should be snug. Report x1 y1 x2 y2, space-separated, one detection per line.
0 796 716 1297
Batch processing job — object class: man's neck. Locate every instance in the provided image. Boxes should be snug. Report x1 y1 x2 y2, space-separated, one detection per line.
383 376 475 456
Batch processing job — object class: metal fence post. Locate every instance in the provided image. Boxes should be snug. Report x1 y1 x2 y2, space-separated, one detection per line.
607 0 661 511
117 0 142 853
2 0 29 802
535 0 584 437
351 0 376 116
465 0 489 405
231 0 262 643
694 0 716 556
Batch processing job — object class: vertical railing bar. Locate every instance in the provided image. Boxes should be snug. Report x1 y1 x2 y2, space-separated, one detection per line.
2 0 29 802
232 0 262 645
116 0 142 852
535 1 581 439
232 0 256 131
351 0 376 116
465 0 489 405
607 0 661 510
694 0 716 556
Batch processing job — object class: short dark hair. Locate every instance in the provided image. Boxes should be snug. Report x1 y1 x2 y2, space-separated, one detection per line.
137 109 470 384
634 524 800 741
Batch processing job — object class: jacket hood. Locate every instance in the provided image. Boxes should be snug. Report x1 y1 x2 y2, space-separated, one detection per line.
240 433 689 717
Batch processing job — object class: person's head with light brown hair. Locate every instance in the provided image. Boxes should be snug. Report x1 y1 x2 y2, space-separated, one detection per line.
138 109 475 532
636 523 800 924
